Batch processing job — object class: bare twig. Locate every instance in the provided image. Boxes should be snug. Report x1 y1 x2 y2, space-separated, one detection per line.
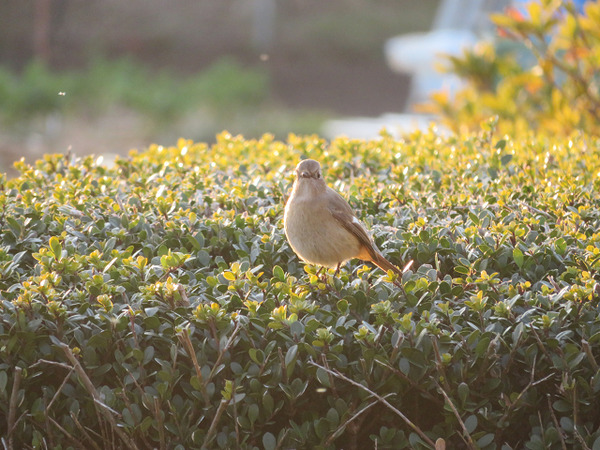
309 360 436 448
325 398 388 446
177 285 190 306
274 428 289 450
47 367 76 412
49 416 87 449
119 367 154 450
69 412 103 450
430 337 450 392
231 380 241 449
581 339 599 372
436 385 476 449
208 321 241 383
7 366 23 450
203 398 231 448
154 397 166 450
320 354 339 398
571 383 591 450
44 396 56 448
498 355 554 426
60 343 140 450
519 201 553 219
546 395 567 450
529 325 553 363
573 425 592 450
177 329 210 404
374 360 443 407
30 359 73 371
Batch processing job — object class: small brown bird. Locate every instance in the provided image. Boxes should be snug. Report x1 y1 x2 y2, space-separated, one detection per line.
284 159 407 278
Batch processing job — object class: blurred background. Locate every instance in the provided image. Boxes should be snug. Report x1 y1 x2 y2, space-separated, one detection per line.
0 0 478 175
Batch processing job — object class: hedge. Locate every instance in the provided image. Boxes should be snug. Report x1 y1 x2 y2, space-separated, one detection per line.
1 127 600 449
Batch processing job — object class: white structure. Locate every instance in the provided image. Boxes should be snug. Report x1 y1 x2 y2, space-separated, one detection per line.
384 0 506 108
323 113 441 141
323 0 508 140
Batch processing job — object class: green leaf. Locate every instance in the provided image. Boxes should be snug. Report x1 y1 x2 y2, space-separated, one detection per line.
555 237 567 256
187 235 203 251
263 394 274 415
475 336 491 357
273 265 285 281
145 307 159 317
513 247 524 268
477 433 495 447
143 346 155 365
223 271 236 281
568 352 586 370
455 265 470 275
512 322 524 344
248 403 259 425
190 376 202 391
49 236 62 260
336 299 349 313
326 407 339 425
285 344 298 369
249 349 263 364
465 414 478 434
262 432 277 450
501 153 513 165
316 368 331 387
458 382 469 405
122 407 135 426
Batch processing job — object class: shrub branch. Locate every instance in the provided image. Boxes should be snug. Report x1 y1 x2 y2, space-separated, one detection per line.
69 412 103 450
581 339 599 372
60 343 140 450
435 384 475 449
208 321 241 383
203 398 230 448
309 360 435 448
498 355 554 427
325 398 385 446
178 329 210 404
7 366 22 450
546 394 567 450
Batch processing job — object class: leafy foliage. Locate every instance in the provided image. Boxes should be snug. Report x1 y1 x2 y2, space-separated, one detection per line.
0 58 268 122
1 127 600 448
428 0 600 137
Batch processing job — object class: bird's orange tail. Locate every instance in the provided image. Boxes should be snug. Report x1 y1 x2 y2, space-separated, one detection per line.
371 252 403 276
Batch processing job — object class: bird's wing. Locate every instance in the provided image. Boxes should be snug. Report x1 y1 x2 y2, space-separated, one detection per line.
326 188 379 261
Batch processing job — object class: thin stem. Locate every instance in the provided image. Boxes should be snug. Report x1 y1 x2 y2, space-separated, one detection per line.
325 398 388 446
7 367 22 450
436 385 476 449
60 343 140 450
309 360 436 448
203 398 230 449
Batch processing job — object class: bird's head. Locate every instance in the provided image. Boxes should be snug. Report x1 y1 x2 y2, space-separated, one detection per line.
295 159 322 181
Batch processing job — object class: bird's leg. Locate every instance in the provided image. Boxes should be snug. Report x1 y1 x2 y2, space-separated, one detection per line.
334 262 341 277
322 263 342 297
394 278 404 290
316 266 327 284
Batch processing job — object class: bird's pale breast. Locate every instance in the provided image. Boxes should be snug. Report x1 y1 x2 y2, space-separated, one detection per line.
284 188 361 268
